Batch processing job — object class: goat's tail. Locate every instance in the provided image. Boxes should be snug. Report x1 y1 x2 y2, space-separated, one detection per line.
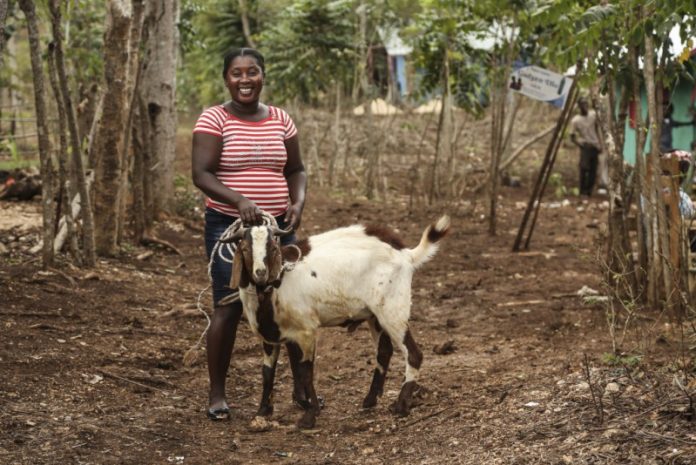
408 215 451 268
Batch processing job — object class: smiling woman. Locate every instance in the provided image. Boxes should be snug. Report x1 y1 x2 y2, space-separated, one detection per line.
191 47 307 421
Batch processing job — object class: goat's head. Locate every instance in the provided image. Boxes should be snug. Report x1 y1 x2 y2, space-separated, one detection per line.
225 224 292 290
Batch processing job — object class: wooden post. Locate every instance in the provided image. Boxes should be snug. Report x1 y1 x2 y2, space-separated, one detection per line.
512 82 578 251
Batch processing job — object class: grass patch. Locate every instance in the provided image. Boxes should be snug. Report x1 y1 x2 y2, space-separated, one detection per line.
0 159 39 171
602 352 642 368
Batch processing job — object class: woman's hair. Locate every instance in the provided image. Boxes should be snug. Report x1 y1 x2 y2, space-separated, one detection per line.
222 48 265 79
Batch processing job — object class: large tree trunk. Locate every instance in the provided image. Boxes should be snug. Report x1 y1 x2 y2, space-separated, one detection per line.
19 0 56 268
49 0 97 266
91 0 133 256
139 0 179 216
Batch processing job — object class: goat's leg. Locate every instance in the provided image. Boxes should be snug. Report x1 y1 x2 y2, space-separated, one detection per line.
287 341 320 429
257 342 280 417
287 342 311 410
362 318 393 409
384 326 423 417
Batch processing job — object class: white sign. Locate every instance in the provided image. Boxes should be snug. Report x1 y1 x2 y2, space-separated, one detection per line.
509 65 572 108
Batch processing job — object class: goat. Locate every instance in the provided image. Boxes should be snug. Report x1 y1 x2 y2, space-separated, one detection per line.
224 215 451 429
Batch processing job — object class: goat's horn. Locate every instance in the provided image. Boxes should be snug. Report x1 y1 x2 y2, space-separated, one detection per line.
270 225 293 236
219 226 247 243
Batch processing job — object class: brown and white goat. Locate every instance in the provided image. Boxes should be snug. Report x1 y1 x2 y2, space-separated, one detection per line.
226 215 451 429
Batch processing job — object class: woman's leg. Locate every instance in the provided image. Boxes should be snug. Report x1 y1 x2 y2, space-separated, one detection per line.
207 300 243 416
204 208 239 418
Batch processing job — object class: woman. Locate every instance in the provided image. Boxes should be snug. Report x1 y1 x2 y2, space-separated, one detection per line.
192 47 307 420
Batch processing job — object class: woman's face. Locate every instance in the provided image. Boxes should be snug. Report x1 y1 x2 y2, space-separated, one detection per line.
225 55 264 105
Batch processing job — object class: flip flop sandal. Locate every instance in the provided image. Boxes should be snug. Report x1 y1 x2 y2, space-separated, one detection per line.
207 406 230 421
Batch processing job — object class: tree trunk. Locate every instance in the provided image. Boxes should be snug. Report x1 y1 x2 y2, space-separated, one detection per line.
117 0 146 244
352 1 368 102
328 81 341 187
488 63 507 235
237 0 256 48
19 0 56 269
132 99 148 241
47 41 80 261
644 27 673 310
91 0 133 256
0 0 10 54
631 46 648 299
429 48 451 204
139 0 179 216
599 38 636 300
49 0 97 266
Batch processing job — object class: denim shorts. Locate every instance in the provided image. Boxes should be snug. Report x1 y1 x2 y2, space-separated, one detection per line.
204 207 297 305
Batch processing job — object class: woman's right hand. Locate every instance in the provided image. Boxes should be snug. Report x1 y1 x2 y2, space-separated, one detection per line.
237 197 262 225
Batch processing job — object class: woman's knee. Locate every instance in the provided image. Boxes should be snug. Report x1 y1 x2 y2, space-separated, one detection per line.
212 302 243 324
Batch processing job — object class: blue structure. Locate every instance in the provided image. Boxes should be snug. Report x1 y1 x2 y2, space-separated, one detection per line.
378 27 412 101
623 51 696 165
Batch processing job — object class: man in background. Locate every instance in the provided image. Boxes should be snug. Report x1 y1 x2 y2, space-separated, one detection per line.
570 97 604 197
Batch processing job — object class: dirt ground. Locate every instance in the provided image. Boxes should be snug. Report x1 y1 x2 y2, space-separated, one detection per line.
2 156 696 463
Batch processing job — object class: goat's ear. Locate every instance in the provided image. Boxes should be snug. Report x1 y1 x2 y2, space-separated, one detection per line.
231 249 249 290
269 245 283 287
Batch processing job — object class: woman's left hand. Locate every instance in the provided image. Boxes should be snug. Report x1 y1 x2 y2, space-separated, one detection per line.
284 202 304 231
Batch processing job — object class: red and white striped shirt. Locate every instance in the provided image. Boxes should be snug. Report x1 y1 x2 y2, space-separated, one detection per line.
193 105 298 217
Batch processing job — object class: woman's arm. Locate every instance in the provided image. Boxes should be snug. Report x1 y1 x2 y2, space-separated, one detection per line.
191 132 262 224
283 135 307 230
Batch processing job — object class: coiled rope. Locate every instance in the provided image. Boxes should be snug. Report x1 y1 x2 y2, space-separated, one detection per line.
183 212 281 366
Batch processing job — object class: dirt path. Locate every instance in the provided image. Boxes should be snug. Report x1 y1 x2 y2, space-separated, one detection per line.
1 191 694 465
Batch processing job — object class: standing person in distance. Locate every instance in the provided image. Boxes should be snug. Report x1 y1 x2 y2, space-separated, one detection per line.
570 97 603 197
191 48 307 421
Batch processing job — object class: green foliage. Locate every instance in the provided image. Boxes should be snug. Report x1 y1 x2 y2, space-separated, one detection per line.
64 1 105 95
602 352 642 368
409 1 489 114
173 174 202 219
548 172 568 198
0 139 38 170
258 0 357 104
177 0 422 107
178 0 248 108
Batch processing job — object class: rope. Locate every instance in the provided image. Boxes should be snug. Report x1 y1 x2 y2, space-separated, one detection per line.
183 212 282 365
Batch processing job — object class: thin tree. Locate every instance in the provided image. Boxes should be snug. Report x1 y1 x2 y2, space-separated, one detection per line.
116 0 146 244
47 41 79 260
19 0 56 268
49 0 96 266
238 0 256 48
0 0 10 54
643 18 676 311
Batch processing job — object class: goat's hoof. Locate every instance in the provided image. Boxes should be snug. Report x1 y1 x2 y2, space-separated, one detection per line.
389 400 411 417
362 395 378 409
256 404 274 417
296 411 317 430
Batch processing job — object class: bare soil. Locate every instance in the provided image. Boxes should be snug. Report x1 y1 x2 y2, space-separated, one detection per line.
2 131 695 464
